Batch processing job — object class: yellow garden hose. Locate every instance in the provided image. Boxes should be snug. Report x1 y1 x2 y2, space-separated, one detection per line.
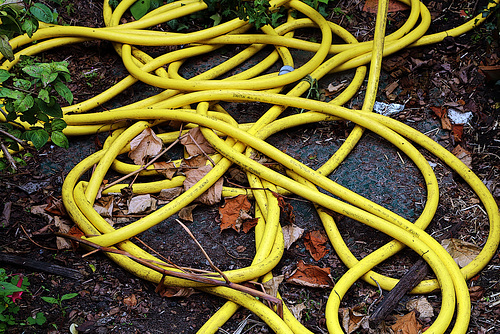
1 0 499 333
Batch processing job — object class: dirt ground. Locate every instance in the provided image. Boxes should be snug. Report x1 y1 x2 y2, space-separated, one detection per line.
1 0 499 333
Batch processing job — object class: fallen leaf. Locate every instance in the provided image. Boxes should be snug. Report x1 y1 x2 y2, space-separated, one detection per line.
363 0 410 13
178 204 198 222
30 204 54 224
123 294 137 308
451 124 464 142
287 260 334 288
384 81 399 96
236 245 246 253
406 297 434 319
272 192 295 224
325 82 346 96
430 106 445 118
157 286 196 298
441 238 481 268
128 128 163 165
391 311 422 334
158 187 183 202
128 194 154 214
219 195 253 232
289 302 307 321
183 165 223 205
282 223 304 249
154 161 176 179
451 145 472 169
242 217 259 233
262 275 284 297
303 230 329 261
339 306 370 334
54 216 73 250
44 197 67 216
180 127 216 156
181 154 208 169
93 196 114 218
468 285 485 301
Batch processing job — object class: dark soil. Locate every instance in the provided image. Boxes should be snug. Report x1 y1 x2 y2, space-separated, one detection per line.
1 0 499 333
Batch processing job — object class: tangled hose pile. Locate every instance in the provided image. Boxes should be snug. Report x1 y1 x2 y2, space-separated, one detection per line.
1 0 499 332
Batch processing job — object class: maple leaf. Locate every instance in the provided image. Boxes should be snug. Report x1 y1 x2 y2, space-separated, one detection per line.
303 230 329 261
391 311 422 334
287 260 334 288
183 165 223 205
128 128 163 165
218 195 257 232
180 127 216 156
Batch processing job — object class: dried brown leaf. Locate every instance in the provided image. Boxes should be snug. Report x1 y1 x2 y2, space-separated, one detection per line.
183 165 223 205
128 194 155 214
441 238 481 268
178 204 198 222
391 311 422 334
128 128 163 165
406 297 434 319
282 223 304 249
157 286 196 298
123 294 137 308
303 230 329 261
218 195 253 232
287 260 333 288
451 145 472 169
181 155 208 169
180 127 216 156
158 187 183 202
154 161 176 179
262 275 284 298
93 196 114 218
339 306 370 334
54 216 73 250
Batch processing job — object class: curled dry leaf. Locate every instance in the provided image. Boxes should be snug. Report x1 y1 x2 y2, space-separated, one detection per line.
406 297 434 319
287 260 334 288
128 194 155 214
93 196 114 218
339 306 369 334
183 165 223 205
289 302 307 321
282 223 304 249
158 187 183 202
218 195 256 232
123 294 137 308
303 230 329 261
391 311 422 334
451 145 472 169
55 216 73 250
441 238 481 268
178 204 198 222
157 286 196 298
128 128 163 165
262 275 284 298
154 161 176 179
180 127 216 156
181 154 208 169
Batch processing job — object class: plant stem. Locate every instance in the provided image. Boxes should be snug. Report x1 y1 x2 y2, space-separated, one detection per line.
0 141 17 172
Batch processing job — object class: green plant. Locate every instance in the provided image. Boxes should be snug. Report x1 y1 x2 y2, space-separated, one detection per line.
0 268 47 330
41 292 78 316
0 0 61 61
0 55 72 148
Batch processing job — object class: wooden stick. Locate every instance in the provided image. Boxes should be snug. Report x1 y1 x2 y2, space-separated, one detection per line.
0 253 84 280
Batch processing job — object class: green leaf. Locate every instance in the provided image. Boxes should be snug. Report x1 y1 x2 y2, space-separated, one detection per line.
36 97 63 118
51 131 68 148
28 128 49 149
210 13 221 26
50 118 67 131
53 79 73 104
41 296 58 304
22 63 48 79
21 18 39 37
14 93 34 112
0 87 23 99
38 87 50 103
0 69 11 82
150 0 162 10
130 0 150 20
0 160 7 170
0 35 14 61
0 281 23 296
50 61 70 74
29 3 54 23
13 78 33 90
60 292 78 301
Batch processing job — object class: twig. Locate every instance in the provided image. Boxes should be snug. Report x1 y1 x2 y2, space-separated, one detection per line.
20 225 58 251
103 137 182 190
55 232 283 318
175 219 230 284
0 129 27 146
0 141 17 172
187 130 216 166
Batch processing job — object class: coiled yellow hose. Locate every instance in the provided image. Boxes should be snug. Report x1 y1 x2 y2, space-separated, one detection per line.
1 0 499 333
